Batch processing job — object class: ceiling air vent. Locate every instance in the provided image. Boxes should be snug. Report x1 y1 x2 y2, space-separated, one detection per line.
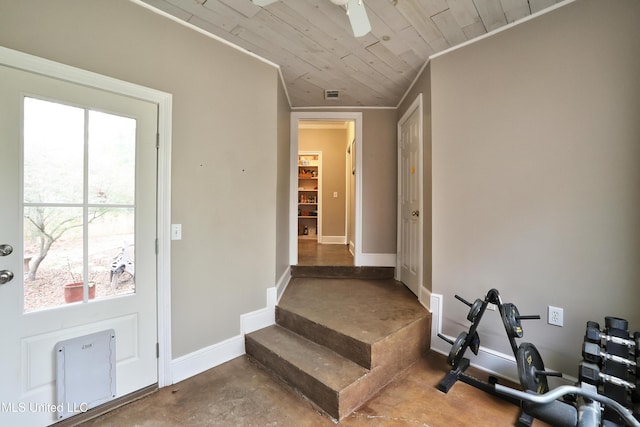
324 90 340 100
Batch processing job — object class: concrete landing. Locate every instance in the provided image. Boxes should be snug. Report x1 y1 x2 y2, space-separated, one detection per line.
245 276 431 420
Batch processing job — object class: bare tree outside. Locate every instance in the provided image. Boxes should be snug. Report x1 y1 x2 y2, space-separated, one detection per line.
24 206 107 281
22 97 137 311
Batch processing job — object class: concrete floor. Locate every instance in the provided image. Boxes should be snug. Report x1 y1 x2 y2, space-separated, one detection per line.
81 245 551 426
298 239 353 266
84 351 548 426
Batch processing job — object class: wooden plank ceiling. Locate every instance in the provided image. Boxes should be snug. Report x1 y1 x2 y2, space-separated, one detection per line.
140 0 563 107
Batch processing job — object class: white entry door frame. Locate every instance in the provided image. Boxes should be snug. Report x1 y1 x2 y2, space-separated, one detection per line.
290 112 363 265
396 94 424 297
0 47 173 389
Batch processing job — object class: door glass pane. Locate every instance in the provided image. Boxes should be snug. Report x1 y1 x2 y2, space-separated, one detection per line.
23 207 83 312
88 111 136 204
23 98 138 312
23 98 84 204
88 208 135 300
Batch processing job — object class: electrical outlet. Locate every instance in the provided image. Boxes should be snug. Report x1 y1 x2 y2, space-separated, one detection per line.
548 306 563 327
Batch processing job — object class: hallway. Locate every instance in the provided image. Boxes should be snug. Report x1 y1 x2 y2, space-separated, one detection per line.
297 239 353 266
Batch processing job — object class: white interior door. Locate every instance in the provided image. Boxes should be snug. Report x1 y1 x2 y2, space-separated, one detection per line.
397 95 423 296
0 64 158 426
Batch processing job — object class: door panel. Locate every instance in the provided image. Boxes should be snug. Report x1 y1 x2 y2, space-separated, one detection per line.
0 65 158 426
398 104 422 296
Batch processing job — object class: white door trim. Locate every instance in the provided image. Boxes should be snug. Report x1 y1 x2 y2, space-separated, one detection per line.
0 46 173 387
396 94 423 297
290 112 363 265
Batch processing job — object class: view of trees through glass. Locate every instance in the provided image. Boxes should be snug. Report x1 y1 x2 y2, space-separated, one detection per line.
23 97 137 312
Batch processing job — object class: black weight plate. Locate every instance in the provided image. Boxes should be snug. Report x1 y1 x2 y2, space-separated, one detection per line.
502 303 524 338
447 332 468 367
517 342 549 394
469 331 480 355
467 299 483 323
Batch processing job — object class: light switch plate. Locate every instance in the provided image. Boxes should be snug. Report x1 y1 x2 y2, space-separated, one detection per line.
171 224 182 240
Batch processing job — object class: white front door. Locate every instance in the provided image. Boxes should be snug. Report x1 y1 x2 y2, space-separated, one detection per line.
397 95 423 296
0 64 158 426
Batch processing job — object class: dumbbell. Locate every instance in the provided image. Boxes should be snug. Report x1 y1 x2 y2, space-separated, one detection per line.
585 326 637 349
605 316 629 332
454 294 484 323
579 362 637 391
583 342 637 371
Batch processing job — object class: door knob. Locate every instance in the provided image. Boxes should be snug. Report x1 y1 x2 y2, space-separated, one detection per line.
411 210 420 217
0 244 13 256
0 270 14 285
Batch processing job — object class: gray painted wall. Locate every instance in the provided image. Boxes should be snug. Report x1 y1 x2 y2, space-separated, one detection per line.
275 78 291 284
359 109 397 255
0 0 281 358
430 0 640 375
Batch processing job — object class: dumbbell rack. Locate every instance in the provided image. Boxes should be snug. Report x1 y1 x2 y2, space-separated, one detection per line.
579 317 639 426
436 288 541 402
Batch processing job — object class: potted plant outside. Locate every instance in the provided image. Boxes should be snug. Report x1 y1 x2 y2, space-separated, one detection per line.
63 261 96 303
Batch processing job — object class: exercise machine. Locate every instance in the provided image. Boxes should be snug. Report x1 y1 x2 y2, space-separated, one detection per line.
437 289 639 426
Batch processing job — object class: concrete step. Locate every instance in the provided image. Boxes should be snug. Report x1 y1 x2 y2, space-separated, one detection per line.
290 265 394 279
278 277 430 369
245 277 431 421
245 325 369 420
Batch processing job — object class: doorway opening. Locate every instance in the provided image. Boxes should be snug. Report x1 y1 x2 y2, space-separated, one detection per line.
290 112 363 266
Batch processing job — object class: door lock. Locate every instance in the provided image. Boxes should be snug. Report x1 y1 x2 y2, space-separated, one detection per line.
0 244 13 256
0 270 14 285
411 210 420 217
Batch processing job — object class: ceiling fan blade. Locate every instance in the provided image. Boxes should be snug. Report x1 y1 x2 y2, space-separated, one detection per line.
347 0 371 37
252 0 277 6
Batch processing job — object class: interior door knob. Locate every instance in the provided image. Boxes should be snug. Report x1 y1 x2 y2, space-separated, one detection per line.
0 244 13 256
0 270 14 285
411 210 420 217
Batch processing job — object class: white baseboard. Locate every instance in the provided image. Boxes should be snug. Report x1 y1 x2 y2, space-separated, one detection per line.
320 235 347 244
171 334 245 384
356 252 396 267
170 286 277 384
